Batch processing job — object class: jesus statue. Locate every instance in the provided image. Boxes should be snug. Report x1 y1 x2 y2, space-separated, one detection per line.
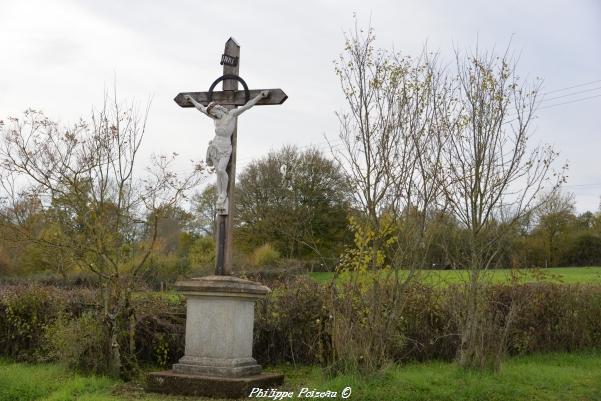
185 90 269 215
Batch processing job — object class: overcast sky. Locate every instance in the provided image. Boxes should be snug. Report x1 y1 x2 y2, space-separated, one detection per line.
1 0 600 211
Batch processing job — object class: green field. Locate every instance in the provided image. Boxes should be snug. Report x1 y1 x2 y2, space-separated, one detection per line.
309 266 601 286
2 351 601 401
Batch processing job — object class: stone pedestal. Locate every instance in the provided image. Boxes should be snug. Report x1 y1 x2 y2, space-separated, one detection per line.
147 276 283 398
174 275 268 376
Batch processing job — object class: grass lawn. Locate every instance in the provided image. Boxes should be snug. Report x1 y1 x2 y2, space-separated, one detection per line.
309 266 601 286
2 351 601 401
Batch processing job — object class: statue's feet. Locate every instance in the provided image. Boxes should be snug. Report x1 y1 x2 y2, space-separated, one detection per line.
216 196 229 215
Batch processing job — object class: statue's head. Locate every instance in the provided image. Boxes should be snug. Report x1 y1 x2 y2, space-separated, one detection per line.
207 102 227 118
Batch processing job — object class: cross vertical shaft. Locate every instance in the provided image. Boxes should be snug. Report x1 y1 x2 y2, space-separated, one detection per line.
215 37 240 275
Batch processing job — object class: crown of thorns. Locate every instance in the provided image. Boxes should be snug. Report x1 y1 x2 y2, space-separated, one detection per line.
206 102 226 113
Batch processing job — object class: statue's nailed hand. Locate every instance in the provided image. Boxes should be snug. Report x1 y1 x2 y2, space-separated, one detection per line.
260 90 270 99
184 94 194 102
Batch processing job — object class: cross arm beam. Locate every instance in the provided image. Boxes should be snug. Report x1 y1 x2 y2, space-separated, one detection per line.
174 89 287 107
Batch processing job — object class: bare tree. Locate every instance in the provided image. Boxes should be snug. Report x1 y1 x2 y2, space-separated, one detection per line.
441 45 566 370
328 23 451 373
0 96 203 376
331 23 566 372
332 24 451 269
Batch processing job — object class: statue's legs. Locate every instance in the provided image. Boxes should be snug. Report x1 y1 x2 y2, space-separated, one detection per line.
215 169 225 200
216 156 230 212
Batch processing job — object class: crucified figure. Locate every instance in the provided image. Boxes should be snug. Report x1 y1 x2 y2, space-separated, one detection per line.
185 90 269 214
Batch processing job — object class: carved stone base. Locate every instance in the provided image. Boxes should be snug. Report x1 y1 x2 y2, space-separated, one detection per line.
173 276 270 377
147 276 276 397
146 370 284 399
173 356 261 377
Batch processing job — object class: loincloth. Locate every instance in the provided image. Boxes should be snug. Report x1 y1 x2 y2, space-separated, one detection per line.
206 140 232 166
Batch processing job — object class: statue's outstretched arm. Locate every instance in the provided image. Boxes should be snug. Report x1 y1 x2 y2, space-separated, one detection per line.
231 91 269 117
184 95 214 119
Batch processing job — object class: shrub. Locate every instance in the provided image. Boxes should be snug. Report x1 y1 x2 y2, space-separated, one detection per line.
46 311 109 373
0 270 101 288
188 235 216 268
0 284 95 361
397 283 457 361
0 285 61 361
2 280 601 375
241 259 307 282
506 283 601 354
255 279 601 370
447 284 518 371
142 253 189 290
134 293 185 367
328 279 406 374
251 243 281 267
254 276 331 365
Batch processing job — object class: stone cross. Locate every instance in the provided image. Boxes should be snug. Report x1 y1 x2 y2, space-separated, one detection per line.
174 37 287 275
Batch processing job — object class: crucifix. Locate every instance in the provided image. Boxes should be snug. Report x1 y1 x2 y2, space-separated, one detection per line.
174 37 287 276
